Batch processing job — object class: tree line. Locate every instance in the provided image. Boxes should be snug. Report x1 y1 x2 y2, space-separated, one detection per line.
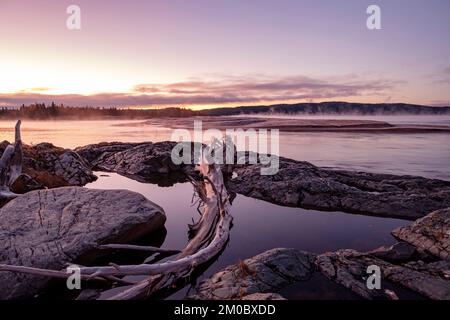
0 103 196 120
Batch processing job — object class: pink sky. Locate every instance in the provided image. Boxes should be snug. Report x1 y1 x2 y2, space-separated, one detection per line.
1 0 449 108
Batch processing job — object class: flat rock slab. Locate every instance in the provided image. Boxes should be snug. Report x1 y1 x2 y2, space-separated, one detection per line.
76 142 199 185
228 158 450 219
0 187 166 299
190 248 316 300
192 245 450 300
317 249 450 300
393 208 450 261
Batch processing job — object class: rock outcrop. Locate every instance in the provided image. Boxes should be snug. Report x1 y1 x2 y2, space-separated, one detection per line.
392 208 450 261
190 248 316 300
75 142 450 220
316 248 450 300
227 158 450 219
192 245 450 301
75 142 199 185
0 187 166 299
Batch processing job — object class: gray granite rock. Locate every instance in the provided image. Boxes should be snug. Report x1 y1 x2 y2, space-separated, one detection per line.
190 248 316 300
227 158 450 219
75 142 199 185
392 208 450 261
0 187 166 299
368 242 417 263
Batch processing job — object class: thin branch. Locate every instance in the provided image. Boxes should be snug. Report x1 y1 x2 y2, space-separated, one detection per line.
98 244 180 254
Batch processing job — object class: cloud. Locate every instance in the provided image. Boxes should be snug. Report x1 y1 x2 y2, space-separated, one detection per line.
431 67 450 85
0 74 399 108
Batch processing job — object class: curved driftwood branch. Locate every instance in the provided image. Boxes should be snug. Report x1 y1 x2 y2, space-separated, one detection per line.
108 161 232 299
98 244 181 255
0 120 23 200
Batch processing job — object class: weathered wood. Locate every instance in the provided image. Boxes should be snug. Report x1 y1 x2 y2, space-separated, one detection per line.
0 264 107 282
98 244 180 254
108 161 232 299
0 120 23 200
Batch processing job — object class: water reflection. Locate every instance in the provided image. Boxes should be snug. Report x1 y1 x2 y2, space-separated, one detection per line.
86 172 410 298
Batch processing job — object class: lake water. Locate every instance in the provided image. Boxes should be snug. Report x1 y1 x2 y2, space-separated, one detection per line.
1 117 449 180
1 117 449 299
85 172 409 299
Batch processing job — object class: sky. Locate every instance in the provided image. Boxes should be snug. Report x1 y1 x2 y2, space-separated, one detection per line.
0 0 449 109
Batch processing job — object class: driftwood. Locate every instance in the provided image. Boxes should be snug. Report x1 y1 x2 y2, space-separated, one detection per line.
0 120 23 200
98 244 181 255
0 155 233 300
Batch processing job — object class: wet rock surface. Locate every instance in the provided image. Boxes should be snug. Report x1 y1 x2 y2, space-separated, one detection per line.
190 248 316 300
227 158 450 219
368 242 418 263
192 244 450 300
392 208 450 261
0 187 166 299
191 206 450 300
317 248 450 300
75 142 198 185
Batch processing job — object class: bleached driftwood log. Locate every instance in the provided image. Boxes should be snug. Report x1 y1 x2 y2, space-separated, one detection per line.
0 120 23 200
0 157 233 300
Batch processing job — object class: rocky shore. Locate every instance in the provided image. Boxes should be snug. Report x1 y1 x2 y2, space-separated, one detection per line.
0 138 449 300
76 141 450 219
0 187 165 299
190 207 450 300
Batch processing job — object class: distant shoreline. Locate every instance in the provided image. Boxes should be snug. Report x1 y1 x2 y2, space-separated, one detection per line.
1 101 450 121
137 116 450 134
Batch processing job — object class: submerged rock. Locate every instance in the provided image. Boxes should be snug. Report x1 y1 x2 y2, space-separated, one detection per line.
0 187 166 299
190 248 316 300
368 242 418 263
227 158 450 219
392 207 450 261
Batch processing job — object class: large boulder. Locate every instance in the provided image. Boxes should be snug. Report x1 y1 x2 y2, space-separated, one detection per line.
392 208 450 261
190 248 316 300
0 187 166 299
227 158 450 219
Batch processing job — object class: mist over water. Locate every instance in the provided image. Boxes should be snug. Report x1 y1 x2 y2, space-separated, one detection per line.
1 116 449 180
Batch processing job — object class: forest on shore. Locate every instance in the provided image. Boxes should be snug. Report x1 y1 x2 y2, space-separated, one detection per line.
0 101 449 120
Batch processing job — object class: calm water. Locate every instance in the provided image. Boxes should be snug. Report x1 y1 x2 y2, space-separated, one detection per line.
1 117 449 179
86 172 409 299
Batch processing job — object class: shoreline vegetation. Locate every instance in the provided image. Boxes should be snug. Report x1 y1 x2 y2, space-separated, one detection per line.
0 121 449 300
1 101 450 121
